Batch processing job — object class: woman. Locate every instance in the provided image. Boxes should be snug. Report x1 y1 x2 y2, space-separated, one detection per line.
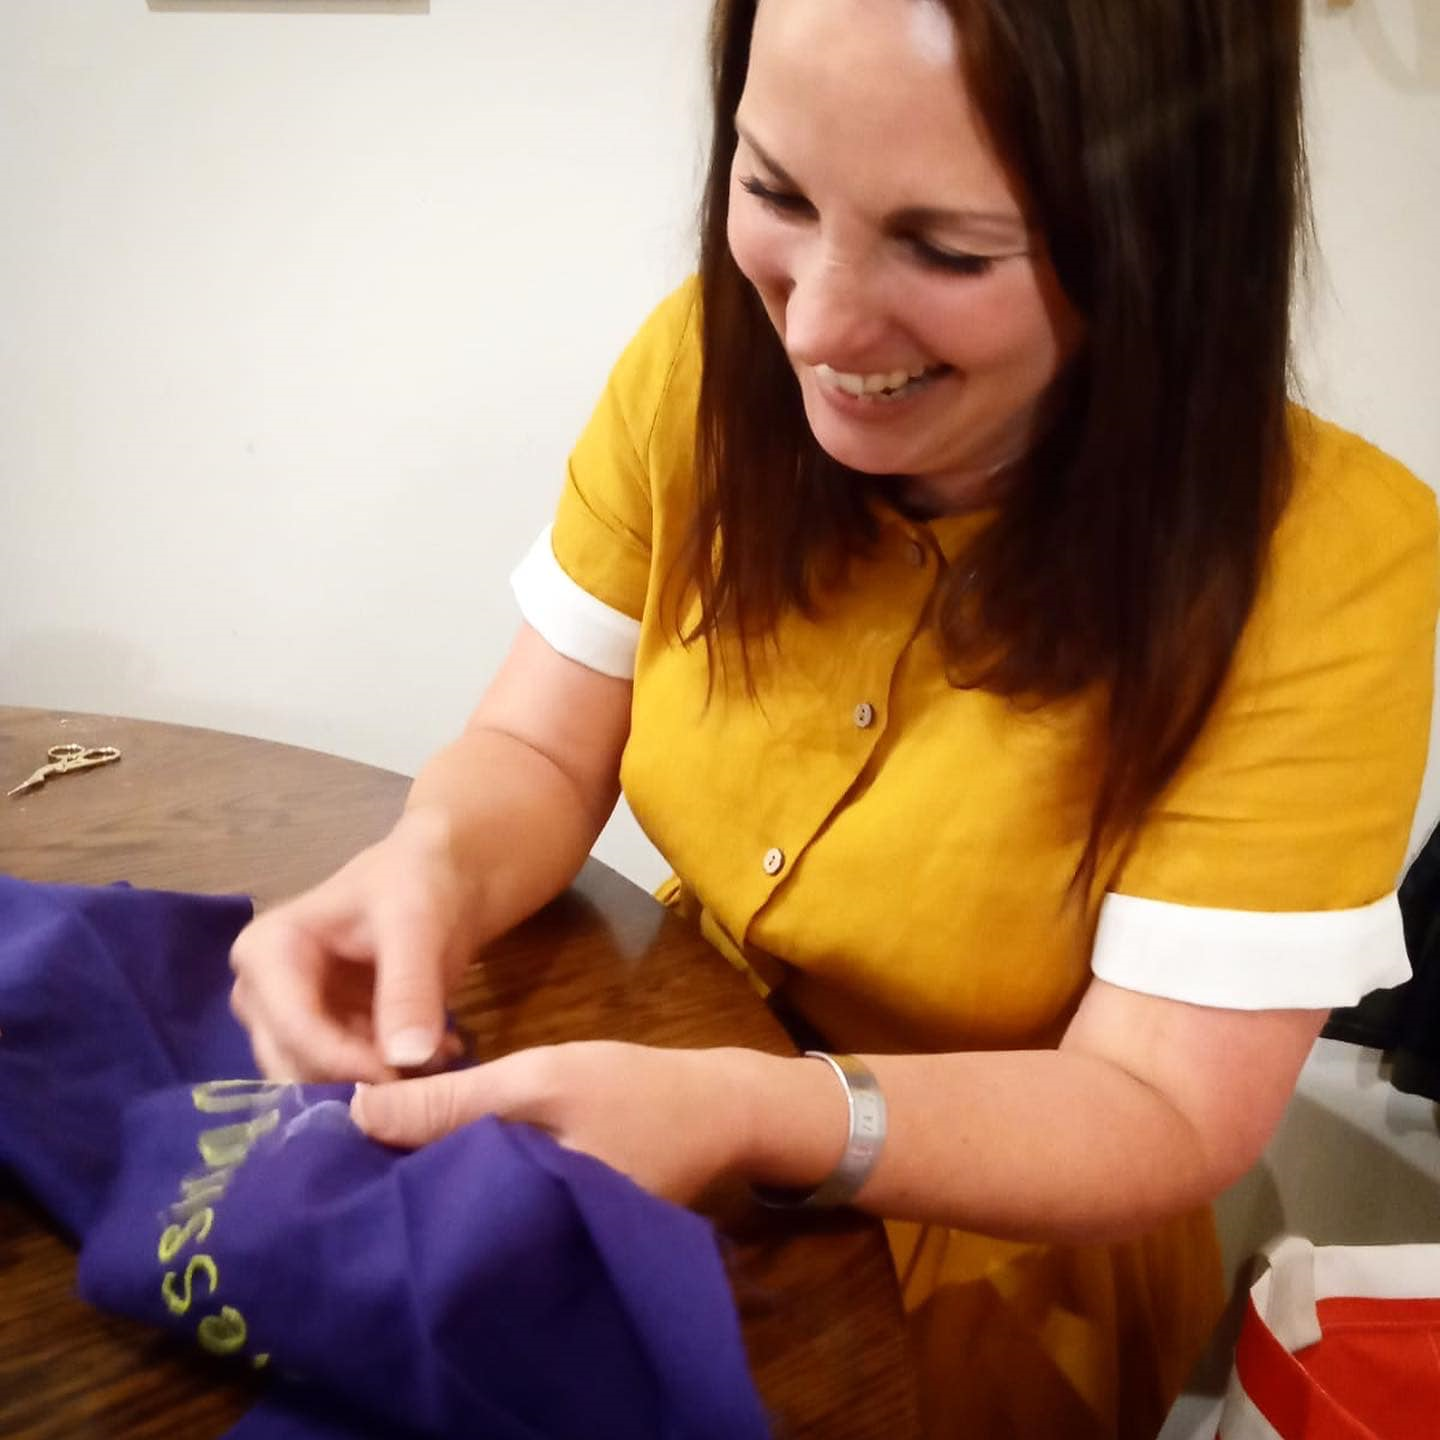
229 0 1437 1434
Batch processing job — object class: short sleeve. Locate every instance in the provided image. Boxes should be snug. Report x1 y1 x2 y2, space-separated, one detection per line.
1094 418 1439 1008
511 282 701 682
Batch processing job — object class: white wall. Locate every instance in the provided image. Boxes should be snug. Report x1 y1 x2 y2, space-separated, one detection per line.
2 2 1436 887
1 0 1437 883
0 0 710 887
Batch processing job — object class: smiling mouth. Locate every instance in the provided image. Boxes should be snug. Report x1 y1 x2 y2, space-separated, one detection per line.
813 361 952 401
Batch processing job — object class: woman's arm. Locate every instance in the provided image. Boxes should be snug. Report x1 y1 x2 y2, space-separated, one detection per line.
407 621 633 959
350 977 1326 1245
741 981 1327 1241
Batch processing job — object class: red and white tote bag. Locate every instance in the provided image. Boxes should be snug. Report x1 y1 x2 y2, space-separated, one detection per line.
1217 1236 1440 1439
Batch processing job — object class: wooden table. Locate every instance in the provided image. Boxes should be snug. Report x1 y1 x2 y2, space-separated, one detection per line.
0 707 918 1439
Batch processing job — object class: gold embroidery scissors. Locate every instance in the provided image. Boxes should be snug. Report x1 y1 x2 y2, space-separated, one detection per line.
7 744 122 798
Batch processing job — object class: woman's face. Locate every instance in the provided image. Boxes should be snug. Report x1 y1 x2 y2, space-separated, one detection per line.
727 0 1082 511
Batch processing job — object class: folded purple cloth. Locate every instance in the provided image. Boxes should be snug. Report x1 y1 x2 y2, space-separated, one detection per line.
0 876 770 1440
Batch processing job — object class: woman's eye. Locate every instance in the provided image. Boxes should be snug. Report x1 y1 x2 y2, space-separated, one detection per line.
738 173 998 278
739 176 813 216
910 241 996 278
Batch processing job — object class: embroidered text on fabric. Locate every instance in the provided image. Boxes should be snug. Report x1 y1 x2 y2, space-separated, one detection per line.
156 1079 292 1367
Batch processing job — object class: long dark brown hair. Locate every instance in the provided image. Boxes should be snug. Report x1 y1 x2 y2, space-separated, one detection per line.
685 0 1308 893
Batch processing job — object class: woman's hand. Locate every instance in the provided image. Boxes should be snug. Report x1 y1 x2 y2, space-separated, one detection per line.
349 1042 807 1205
229 806 473 1083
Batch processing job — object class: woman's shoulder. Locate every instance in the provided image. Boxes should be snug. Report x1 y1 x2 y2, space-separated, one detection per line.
1284 407 1436 552
1269 407 1437 621
607 276 702 423
575 277 704 507
640 274 701 348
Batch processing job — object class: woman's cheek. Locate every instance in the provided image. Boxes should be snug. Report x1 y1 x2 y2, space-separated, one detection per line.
921 270 1072 379
727 205 792 302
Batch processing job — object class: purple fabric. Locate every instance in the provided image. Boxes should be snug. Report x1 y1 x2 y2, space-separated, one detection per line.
0 876 770 1440
0 876 254 1238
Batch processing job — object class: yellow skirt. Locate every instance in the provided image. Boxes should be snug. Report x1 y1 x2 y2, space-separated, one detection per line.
887 1207 1224 1439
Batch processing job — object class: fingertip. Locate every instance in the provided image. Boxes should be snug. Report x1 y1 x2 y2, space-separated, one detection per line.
383 1026 441 1070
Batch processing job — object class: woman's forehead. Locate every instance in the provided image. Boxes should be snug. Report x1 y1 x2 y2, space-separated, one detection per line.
742 0 1024 227
744 0 980 158
751 0 959 70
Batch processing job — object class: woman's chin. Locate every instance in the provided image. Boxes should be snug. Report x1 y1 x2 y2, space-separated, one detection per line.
800 393 915 477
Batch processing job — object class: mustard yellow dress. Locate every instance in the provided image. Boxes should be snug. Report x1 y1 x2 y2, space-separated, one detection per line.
510 281 1438 1438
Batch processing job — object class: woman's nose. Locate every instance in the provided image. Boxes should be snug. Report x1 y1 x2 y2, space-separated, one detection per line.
782 247 888 370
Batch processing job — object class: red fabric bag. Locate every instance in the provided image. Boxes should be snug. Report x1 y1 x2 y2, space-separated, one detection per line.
1217 1236 1440 1439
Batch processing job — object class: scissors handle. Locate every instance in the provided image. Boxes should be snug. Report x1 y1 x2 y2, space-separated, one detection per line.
47 744 122 774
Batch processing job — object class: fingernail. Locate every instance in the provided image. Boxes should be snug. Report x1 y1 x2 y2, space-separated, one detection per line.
384 1028 437 1069
350 1082 370 1126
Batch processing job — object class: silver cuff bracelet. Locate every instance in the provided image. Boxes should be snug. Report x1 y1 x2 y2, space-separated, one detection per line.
753 1051 887 1210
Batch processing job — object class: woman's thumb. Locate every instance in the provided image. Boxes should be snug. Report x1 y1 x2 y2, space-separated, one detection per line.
351 1071 477 1147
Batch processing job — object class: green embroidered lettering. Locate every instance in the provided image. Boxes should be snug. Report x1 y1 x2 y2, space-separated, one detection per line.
192 1080 291 1115
169 1168 235 1220
158 1207 214 1263
252 1353 271 1370
197 1109 281 1169
197 1306 248 1356
162 1254 219 1317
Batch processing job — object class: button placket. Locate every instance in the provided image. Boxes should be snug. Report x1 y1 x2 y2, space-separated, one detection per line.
743 532 918 922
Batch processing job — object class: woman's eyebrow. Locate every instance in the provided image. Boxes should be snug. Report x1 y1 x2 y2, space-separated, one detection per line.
735 124 1028 242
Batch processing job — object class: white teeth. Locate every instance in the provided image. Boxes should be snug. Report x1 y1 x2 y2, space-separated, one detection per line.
864 371 910 394
815 362 932 398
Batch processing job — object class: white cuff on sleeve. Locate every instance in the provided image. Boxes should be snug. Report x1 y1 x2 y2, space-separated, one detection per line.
510 526 641 681
1092 891 1410 1009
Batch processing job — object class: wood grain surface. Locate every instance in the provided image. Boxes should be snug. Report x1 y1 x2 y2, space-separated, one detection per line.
0 707 918 1439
